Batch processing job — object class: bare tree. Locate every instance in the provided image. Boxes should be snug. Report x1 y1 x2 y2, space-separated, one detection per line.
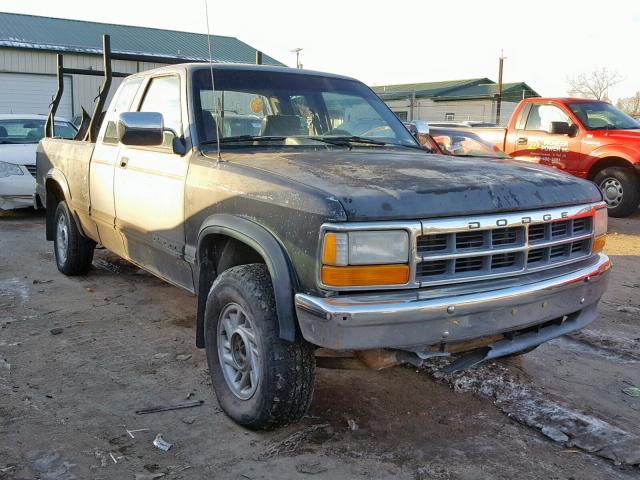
567 68 622 100
616 92 640 117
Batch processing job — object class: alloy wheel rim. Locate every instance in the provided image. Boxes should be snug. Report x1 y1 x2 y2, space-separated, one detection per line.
56 215 69 264
600 178 623 208
217 303 261 400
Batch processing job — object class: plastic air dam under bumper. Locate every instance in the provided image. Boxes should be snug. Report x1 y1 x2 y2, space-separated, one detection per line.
295 253 610 350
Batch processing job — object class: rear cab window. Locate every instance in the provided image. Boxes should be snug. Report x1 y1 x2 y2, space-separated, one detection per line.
102 77 143 145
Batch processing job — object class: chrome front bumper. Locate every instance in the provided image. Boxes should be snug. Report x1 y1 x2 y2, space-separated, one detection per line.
295 254 610 350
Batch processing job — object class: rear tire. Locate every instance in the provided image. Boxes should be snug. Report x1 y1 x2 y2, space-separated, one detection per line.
594 167 640 218
53 200 95 275
204 263 315 429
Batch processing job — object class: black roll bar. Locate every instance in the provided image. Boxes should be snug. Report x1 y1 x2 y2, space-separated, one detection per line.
45 34 265 140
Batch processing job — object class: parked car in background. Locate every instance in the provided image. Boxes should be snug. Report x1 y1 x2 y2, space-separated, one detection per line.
429 127 509 159
403 121 508 159
466 98 640 217
0 114 76 210
429 120 498 128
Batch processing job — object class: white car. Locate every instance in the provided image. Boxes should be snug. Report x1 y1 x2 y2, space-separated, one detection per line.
0 114 76 210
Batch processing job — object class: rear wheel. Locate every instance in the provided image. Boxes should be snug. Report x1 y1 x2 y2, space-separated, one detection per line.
53 200 95 275
204 263 315 429
594 166 640 218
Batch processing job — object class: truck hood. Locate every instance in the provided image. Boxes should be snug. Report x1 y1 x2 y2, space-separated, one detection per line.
596 129 640 143
225 148 602 221
0 143 38 165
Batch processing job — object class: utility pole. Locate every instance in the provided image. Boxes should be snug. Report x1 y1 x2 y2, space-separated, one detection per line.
496 49 506 125
290 48 303 69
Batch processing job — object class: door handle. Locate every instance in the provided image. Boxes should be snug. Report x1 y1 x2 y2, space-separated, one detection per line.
119 157 129 168
517 137 528 145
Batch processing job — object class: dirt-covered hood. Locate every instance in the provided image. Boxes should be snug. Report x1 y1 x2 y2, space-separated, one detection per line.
224 148 603 221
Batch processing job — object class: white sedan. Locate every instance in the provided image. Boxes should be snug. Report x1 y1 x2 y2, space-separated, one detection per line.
0 114 76 210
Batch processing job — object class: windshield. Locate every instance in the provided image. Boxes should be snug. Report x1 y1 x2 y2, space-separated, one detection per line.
567 102 640 130
192 68 418 148
0 119 76 144
430 128 509 159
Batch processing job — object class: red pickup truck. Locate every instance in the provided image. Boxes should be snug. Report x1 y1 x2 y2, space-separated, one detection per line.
470 98 640 217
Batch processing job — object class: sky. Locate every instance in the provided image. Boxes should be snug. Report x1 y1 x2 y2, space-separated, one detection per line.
2 0 639 101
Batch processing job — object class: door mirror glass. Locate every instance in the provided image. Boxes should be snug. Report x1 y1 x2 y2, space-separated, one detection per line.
549 121 576 136
117 112 164 146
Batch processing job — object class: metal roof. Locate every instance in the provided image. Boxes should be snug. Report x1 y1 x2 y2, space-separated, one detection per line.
433 82 539 102
372 78 539 102
0 11 284 65
372 78 491 100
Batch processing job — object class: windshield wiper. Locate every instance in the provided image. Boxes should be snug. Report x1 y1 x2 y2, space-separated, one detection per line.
311 135 387 146
200 135 287 146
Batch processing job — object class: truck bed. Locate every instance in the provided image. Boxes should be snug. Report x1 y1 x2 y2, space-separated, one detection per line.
464 127 508 150
36 138 95 212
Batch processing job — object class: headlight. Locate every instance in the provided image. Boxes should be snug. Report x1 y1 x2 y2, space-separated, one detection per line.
321 230 410 287
592 206 607 254
0 161 24 178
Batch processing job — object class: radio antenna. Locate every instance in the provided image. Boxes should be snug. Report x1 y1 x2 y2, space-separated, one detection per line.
204 0 221 162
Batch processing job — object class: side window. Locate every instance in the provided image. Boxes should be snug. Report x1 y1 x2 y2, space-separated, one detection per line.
103 78 142 145
139 75 181 147
524 104 572 133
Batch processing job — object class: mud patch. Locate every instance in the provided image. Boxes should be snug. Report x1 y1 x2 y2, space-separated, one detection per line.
171 314 196 329
568 329 640 361
93 254 148 276
424 359 640 466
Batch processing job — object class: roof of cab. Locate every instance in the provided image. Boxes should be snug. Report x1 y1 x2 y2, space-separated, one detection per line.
131 62 359 83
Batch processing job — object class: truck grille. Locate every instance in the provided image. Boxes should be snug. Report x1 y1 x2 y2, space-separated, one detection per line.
415 206 596 287
25 164 37 177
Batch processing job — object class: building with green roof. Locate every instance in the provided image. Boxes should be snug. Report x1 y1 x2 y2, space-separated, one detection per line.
0 12 285 118
372 78 539 125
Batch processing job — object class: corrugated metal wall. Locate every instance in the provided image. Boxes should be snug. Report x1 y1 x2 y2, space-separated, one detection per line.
0 48 167 117
384 98 519 126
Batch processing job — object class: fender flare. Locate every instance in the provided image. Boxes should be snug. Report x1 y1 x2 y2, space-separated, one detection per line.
196 214 299 343
586 145 640 178
44 169 76 240
45 169 72 207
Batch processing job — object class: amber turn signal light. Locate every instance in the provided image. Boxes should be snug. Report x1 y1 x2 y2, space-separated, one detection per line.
321 264 410 287
592 235 606 254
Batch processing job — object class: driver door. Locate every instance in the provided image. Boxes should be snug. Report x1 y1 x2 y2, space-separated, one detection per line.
514 103 582 174
113 74 193 290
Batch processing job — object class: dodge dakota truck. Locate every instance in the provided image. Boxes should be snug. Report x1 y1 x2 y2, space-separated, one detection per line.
467 98 640 217
37 63 610 429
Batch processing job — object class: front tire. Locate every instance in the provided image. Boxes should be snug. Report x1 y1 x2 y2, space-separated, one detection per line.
53 200 95 275
204 264 315 429
594 167 640 218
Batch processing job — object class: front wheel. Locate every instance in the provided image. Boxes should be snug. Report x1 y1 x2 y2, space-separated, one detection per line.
594 167 640 218
53 200 95 275
204 264 315 429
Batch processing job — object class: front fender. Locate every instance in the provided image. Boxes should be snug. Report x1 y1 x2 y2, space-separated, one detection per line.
197 214 299 343
588 144 640 167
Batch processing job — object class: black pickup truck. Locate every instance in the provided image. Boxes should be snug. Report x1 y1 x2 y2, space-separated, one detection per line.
36 63 610 429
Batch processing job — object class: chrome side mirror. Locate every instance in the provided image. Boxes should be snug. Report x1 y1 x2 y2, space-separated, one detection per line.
117 112 164 146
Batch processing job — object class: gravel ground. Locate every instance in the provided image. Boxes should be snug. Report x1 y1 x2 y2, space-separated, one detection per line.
1 208 639 480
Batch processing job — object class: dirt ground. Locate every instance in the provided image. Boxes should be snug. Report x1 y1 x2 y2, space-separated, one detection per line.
1 208 639 480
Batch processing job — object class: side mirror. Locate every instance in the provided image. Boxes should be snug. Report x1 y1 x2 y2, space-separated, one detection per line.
117 112 164 146
550 121 577 136
411 120 430 135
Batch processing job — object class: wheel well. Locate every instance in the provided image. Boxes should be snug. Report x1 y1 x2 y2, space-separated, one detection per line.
195 234 266 348
45 179 65 241
587 157 636 181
